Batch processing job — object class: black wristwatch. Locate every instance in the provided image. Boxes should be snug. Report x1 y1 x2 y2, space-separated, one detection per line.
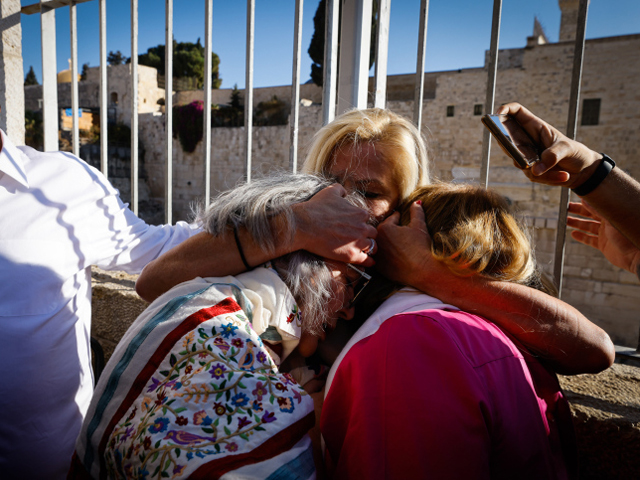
572 154 616 197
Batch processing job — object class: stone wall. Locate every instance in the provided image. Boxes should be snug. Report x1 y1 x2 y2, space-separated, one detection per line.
0 0 24 143
136 33 640 347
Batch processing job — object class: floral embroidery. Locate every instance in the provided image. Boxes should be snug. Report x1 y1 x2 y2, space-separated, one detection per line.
104 300 310 480
148 417 169 434
285 304 302 328
209 363 226 379
220 322 239 338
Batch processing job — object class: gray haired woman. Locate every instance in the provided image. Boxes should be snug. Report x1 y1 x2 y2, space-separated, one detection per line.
69 174 368 480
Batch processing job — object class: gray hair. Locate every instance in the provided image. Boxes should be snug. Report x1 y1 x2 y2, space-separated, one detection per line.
196 173 367 337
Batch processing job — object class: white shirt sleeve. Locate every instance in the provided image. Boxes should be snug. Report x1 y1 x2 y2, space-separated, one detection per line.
86 167 201 274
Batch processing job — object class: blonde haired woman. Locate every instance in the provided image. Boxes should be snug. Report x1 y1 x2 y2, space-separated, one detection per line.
137 107 612 375
321 183 577 479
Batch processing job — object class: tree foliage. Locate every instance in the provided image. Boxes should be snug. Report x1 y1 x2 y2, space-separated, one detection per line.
308 0 378 87
24 66 39 86
80 63 90 81
107 50 128 66
138 39 221 89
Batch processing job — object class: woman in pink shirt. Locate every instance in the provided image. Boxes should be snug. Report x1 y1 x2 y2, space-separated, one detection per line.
321 183 577 479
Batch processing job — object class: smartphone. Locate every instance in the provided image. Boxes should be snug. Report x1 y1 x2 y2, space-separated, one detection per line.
481 114 542 169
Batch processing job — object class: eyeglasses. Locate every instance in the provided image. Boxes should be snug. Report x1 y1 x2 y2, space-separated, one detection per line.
346 264 372 307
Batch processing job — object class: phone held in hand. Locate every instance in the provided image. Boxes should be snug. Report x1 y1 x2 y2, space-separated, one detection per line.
481 114 543 169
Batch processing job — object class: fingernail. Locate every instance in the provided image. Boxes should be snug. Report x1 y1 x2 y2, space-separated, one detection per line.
415 200 422 205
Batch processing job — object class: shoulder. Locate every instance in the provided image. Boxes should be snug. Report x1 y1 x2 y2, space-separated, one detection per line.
349 309 523 371
18 146 117 194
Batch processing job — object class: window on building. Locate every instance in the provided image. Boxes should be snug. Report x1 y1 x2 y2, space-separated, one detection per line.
446 105 455 117
474 104 483 116
581 98 600 126
110 92 118 106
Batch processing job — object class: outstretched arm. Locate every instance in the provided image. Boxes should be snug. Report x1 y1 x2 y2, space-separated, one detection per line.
375 203 614 375
497 102 640 250
136 184 377 302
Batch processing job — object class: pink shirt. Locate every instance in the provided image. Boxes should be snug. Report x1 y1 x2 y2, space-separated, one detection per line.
321 292 576 480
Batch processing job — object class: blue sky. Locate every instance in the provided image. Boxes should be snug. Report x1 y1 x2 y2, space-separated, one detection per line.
20 0 640 89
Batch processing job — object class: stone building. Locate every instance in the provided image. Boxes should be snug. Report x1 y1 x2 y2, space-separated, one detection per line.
24 63 164 131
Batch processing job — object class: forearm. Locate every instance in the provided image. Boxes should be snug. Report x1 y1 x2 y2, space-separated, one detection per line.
415 273 614 374
580 167 640 250
136 224 294 302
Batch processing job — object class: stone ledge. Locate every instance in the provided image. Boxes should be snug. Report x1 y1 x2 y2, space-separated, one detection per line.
91 267 147 361
559 364 640 478
91 269 640 476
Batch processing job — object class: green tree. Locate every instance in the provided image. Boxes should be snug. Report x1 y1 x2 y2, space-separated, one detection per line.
24 66 39 86
80 63 90 81
107 50 128 66
138 39 221 89
308 0 378 87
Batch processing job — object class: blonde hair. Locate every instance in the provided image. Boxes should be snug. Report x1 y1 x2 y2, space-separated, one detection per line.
401 183 550 292
302 108 430 201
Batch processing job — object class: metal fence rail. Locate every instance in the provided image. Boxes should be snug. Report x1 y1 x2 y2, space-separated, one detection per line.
21 0 590 299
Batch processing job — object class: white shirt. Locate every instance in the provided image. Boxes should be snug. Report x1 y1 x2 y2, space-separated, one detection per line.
0 131 199 479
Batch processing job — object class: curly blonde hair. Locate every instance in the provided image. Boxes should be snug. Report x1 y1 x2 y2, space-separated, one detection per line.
302 108 430 201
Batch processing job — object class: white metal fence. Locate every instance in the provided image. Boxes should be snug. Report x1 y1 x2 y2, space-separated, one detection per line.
21 0 592 296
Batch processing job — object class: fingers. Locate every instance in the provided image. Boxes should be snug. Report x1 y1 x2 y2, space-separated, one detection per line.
408 201 427 231
495 102 560 148
380 210 401 228
361 237 377 256
568 200 601 221
322 182 347 198
533 139 575 176
570 230 599 249
567 216 601 235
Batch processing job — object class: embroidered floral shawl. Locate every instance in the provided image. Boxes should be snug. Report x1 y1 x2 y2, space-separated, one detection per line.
69 268 315 480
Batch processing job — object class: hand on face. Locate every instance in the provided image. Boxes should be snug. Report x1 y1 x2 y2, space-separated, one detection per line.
293 183 378 267
568 200 640 274
375 201 452 293
496 103 602 189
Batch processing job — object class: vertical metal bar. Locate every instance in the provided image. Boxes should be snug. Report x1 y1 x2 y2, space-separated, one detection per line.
165 0 173 223
40 1 59 151
245 0 255 183
373 0 391 109
203 0 213 207
131 0 139 215
69 1 79 156
412 0 429 129
337 0 372 114
479 0 502 188
289 0 304 173
322 0 339 125
553 0 590 297
99 0 108 175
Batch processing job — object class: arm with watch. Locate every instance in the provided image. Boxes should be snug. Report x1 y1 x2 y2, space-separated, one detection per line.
496 103 640 278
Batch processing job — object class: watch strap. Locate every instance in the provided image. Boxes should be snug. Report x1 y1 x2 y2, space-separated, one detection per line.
572 154 615 196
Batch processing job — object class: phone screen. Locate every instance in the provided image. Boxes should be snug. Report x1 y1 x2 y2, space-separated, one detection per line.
486 114 540 165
